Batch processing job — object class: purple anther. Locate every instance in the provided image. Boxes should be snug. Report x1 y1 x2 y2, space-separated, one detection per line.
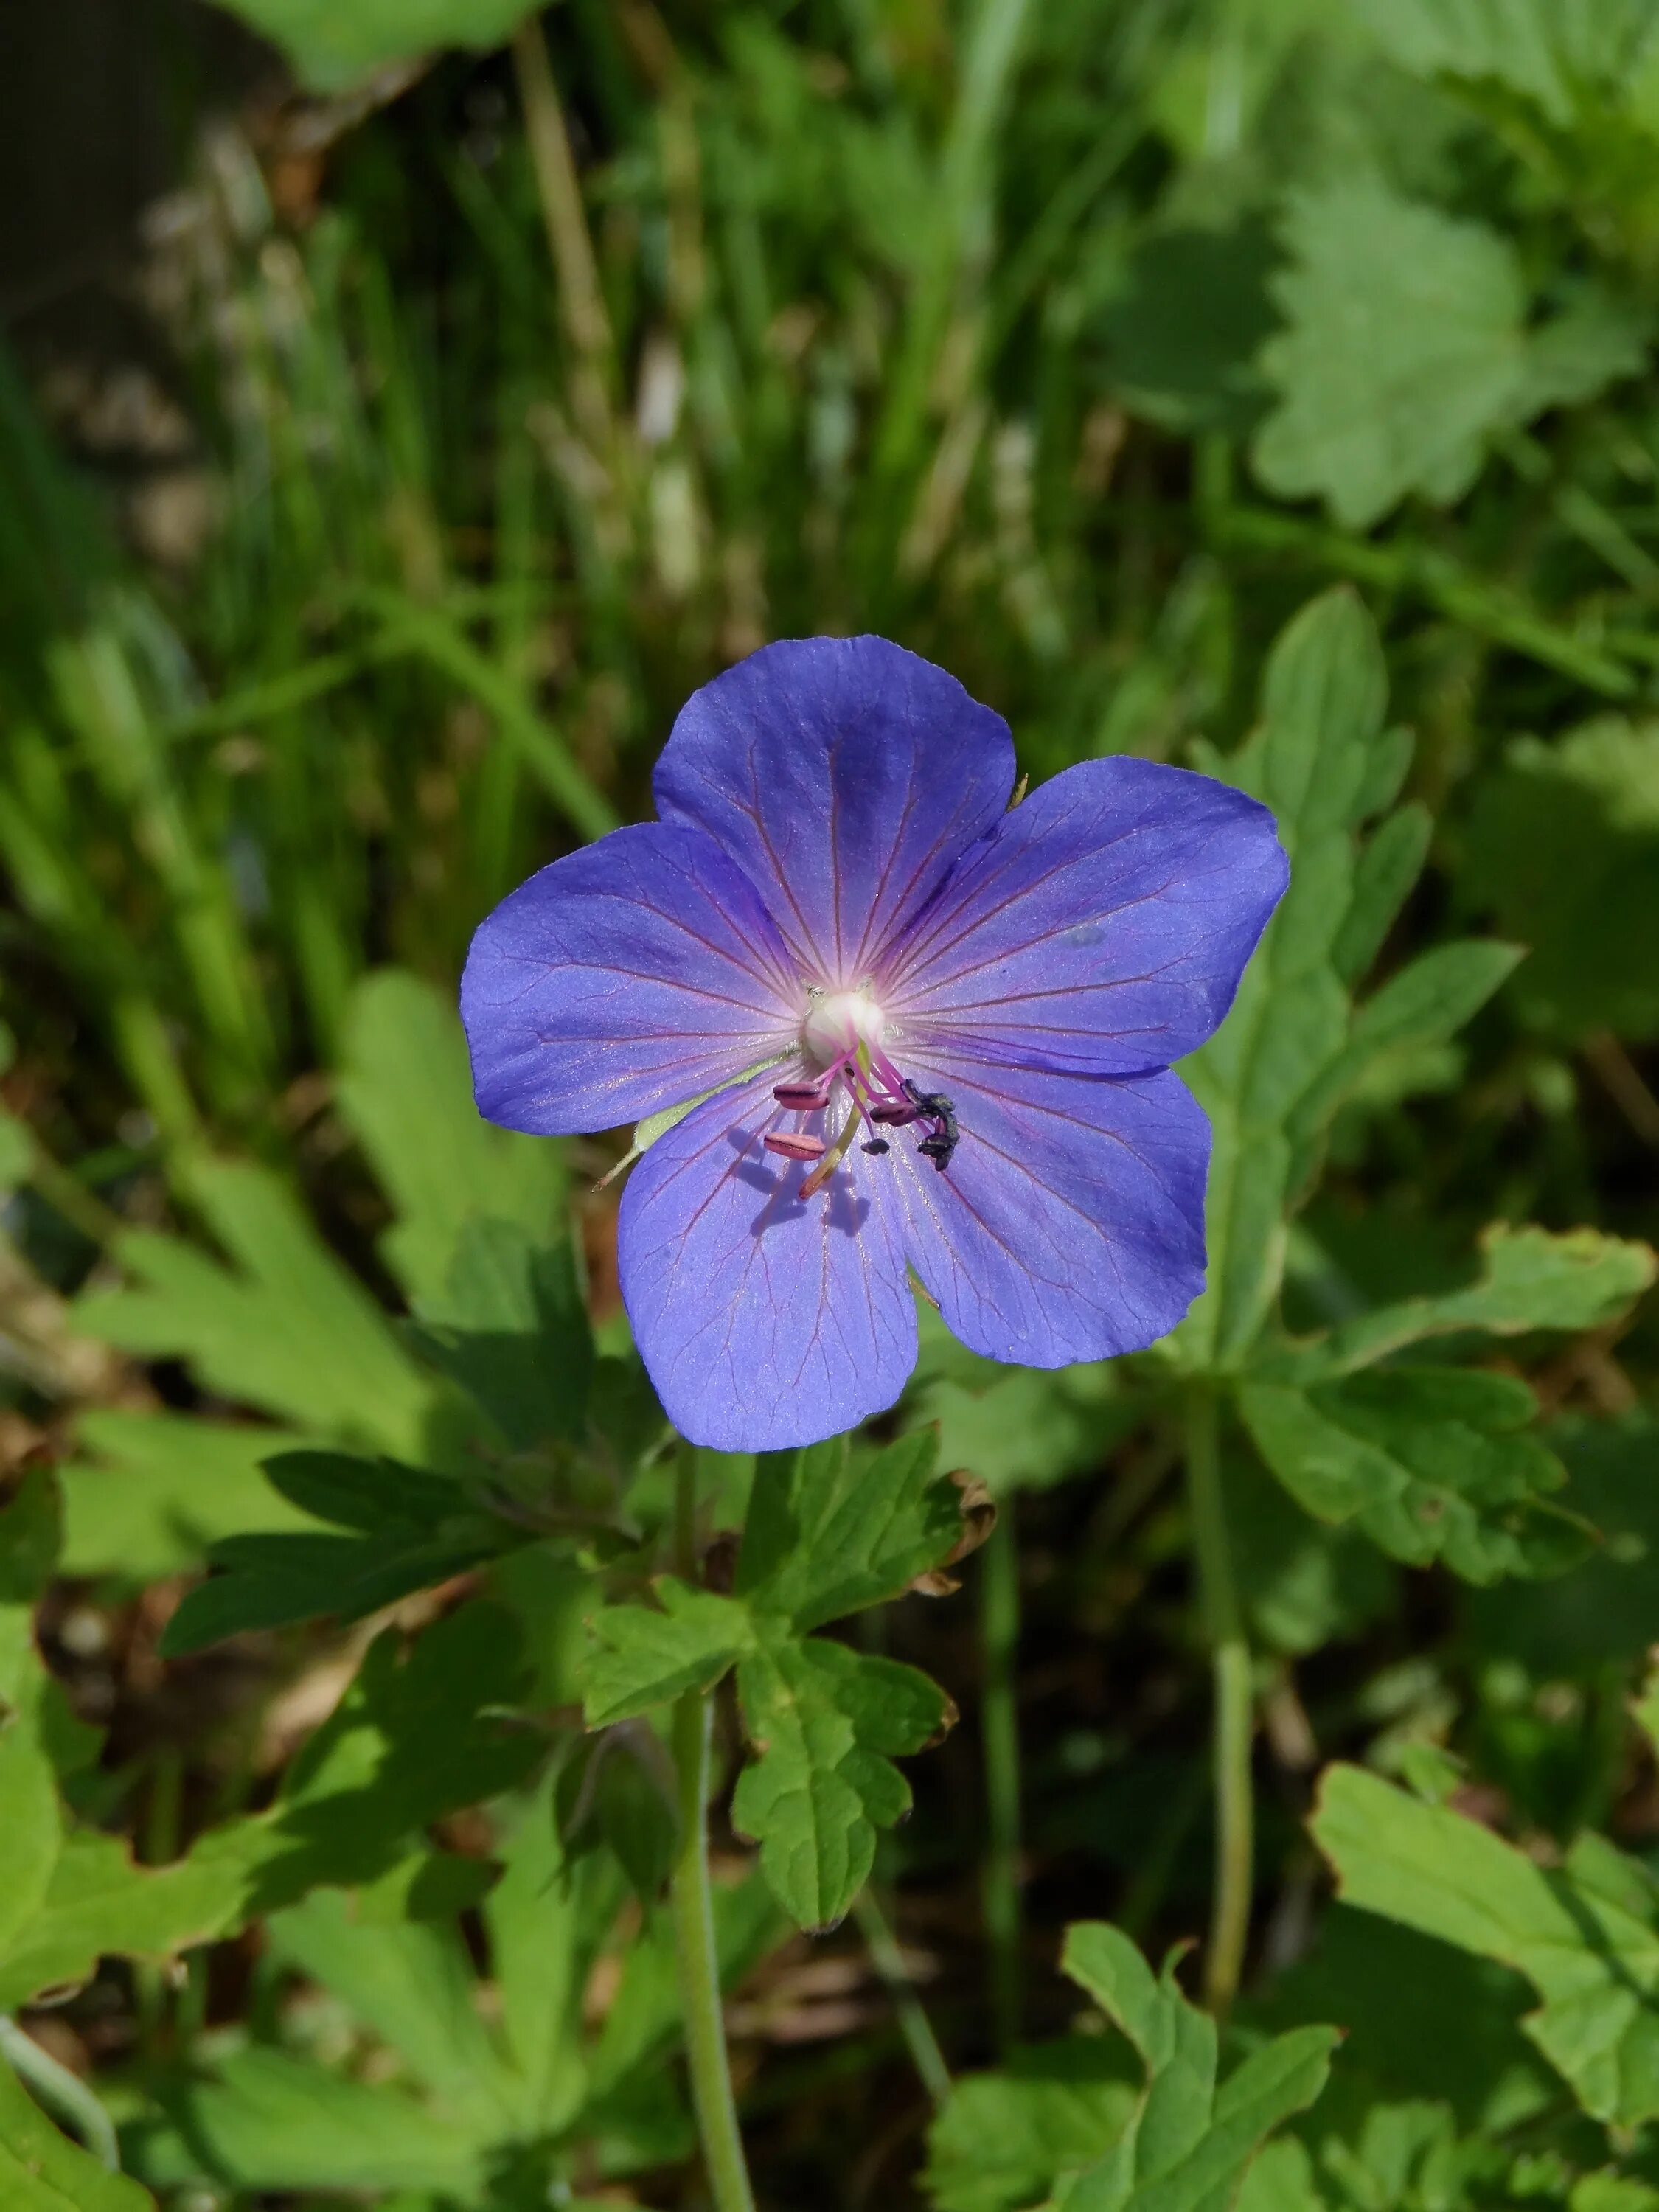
764 1130 828 1161
868 1101 920 1127
773 1081 832 1110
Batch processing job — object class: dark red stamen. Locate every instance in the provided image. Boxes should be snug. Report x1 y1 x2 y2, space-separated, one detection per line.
773 1080 831 1110
765 1130 828 1161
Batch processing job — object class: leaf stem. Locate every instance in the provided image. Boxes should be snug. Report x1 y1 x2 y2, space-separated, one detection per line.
669 1441 757 2212
980 1501 1023 2053
1185 1387 1253 2015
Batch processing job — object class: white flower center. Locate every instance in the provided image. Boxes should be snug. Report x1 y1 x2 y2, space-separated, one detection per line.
801 988 887 1071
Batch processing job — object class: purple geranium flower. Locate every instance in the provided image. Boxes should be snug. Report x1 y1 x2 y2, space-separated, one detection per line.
462 637 1287 1453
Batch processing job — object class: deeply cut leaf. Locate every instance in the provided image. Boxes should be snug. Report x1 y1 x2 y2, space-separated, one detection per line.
1313 1763 1659 2127
733 1636 949 1930
1239 1367 1588 1584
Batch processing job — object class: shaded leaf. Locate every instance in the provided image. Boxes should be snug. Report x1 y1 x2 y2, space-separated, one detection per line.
411 1215 592 1448
1463 720 1659 1043
1239 1367 1588 1582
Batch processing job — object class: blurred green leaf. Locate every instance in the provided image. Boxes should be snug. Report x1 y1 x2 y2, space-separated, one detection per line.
150 2047 486 2197
0 2056 153 2211
60 1414 314 1582
924 2042 1140 2212
1352 0 1659 127
74 1160 434 1458
266 1888 521 2135
1094 220 1280 435
203 0 540 93
0 1475 65 1963
411 1215 592 1449
1239 1367 1588 1582
1254 181 1646 527
336 969 565 1307
1313 1762 1659 2126
1462 720 1659 1043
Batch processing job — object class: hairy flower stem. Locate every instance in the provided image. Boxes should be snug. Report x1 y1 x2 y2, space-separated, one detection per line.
668 1443 757 2212
1185 1388 1253 2015
980 1504 1024 2053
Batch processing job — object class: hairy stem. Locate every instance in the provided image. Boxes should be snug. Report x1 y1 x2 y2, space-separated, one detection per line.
1186 1387 1253 2014
669 1443 756 2212
980 1502 1023 2053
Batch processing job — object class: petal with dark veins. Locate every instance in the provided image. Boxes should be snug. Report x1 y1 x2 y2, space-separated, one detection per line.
618 1068 917 1452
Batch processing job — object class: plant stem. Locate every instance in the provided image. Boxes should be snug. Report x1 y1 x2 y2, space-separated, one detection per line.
668 1443 757 2212
509 10 616 449
1185 1386 1253 2016
854 1888 953 2110
980 1500 1023 2053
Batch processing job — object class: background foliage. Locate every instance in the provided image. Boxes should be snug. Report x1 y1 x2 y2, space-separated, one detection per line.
4 0 1659 2205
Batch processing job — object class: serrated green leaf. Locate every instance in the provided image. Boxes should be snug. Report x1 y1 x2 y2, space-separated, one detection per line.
1311 1225 1658 1373
1463 720 1659 1043
732 1636 947 1929
1352 0 1659 125
1253 181 1645 529
336 969 565 1305
1239 1367 1587 1582
582 1582 752 1728
1313 1762 1659 2126
1014 1924 1338 2211
411 1215 592 1447
206 1 542 99
738 1430 967 1628
0 2058 153 2211
73 1160 434 1458
1181 590 1402 1367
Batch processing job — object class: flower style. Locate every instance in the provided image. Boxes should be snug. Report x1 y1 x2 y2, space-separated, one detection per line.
462 638 1287 1452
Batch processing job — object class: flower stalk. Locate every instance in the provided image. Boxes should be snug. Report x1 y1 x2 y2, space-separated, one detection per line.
667 1442 757 2212
980 1504 1024 2053
1185 1385 1254 2015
